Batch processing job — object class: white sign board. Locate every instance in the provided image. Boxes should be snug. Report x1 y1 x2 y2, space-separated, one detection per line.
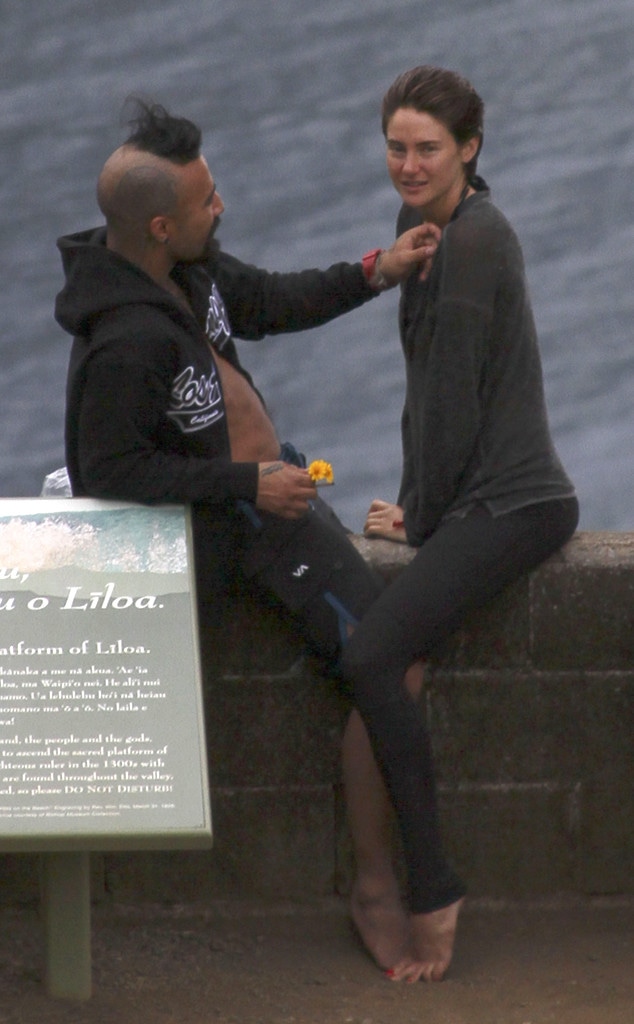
0 499 211 851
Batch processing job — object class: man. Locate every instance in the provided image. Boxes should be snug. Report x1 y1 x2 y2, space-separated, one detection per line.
55 100 439 976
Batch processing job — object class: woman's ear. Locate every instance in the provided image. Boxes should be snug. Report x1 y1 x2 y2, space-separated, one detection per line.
461 134 481 168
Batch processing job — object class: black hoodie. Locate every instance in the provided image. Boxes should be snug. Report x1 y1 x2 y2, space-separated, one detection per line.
56 227 375 507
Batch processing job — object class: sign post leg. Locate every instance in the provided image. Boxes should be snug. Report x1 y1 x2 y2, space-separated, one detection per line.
41 851 92 1000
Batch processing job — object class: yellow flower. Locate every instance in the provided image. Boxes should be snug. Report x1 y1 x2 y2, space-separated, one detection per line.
308 459 334 485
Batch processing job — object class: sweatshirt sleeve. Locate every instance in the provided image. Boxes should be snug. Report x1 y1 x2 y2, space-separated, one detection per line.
400 214 496 544
68 345 259 505
210 252 377 339
402 299 489 542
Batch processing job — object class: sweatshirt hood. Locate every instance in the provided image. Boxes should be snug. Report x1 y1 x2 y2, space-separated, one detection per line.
55 226 180 338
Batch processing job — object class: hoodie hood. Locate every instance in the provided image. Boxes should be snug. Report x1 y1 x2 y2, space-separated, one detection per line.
55 226 181 338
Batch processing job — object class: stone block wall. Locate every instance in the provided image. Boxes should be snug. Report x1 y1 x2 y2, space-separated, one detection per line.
1 532 632 905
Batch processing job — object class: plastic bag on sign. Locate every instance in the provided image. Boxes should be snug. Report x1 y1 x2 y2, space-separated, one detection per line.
40 466 72 497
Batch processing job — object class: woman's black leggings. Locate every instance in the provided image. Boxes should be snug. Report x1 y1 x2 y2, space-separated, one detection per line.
340 497 579 915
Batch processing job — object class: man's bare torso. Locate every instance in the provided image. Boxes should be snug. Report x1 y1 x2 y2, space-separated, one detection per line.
213 348 280 462
166 279 280 464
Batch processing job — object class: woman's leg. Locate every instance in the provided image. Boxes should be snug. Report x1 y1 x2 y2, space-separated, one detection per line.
341 498 578 980
342 662 425 970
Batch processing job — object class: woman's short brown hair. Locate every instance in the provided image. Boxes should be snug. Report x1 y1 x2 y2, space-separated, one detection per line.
381 65 484 179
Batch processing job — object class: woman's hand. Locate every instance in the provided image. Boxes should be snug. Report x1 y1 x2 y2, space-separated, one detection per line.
364 499 408 543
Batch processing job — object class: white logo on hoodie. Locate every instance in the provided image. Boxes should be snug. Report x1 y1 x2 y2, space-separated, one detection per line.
167 363 223 433
205 282 232 350
167 283 231 434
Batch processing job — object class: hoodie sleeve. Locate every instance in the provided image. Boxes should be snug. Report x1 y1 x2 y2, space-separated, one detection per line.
210 252 377 340
66 336 258 505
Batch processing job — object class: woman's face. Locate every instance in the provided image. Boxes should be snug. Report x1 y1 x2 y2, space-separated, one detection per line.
385 107 478 225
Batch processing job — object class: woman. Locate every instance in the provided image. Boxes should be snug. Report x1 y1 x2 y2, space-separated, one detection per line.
341 66 578 983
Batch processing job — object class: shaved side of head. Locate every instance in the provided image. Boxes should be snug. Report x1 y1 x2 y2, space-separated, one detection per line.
97 146 181 237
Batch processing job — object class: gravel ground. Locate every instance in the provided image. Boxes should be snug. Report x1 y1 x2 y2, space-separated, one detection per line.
0 897 632 1024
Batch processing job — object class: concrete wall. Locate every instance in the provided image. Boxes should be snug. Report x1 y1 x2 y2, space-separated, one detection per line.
2 532 633 904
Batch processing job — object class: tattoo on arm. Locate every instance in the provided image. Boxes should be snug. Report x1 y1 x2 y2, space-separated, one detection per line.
259 462 284 477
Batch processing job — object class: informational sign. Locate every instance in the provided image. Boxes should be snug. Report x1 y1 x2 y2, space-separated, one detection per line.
0 498 211 851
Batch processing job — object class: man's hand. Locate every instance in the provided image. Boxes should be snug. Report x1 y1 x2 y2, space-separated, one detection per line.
377 222 442 285
364 498 408 543
255 461 317 518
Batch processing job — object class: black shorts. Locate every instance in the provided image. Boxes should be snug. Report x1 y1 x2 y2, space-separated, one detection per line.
192 496 383 667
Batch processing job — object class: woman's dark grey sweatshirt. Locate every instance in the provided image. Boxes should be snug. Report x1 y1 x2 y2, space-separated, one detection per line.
395 183 575 546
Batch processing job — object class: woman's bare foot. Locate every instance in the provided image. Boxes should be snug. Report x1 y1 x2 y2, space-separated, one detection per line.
385 897 464 983
350 877 412 971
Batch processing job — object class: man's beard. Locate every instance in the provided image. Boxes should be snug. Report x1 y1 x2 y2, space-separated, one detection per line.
192 220 222 265
204 235 221 260
179 220 222 267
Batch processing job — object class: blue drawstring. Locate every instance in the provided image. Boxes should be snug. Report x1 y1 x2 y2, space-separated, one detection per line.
323 590 358 647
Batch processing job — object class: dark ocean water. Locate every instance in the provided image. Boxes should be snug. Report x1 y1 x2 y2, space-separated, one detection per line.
1 0 633 531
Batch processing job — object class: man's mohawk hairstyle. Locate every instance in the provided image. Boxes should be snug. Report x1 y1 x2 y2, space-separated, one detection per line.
122 97 202 164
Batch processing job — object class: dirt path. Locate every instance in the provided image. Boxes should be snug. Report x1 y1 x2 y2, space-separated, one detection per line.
0 898 631 1023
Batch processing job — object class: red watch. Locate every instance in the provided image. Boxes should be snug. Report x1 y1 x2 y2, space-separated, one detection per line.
361 248 389 291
